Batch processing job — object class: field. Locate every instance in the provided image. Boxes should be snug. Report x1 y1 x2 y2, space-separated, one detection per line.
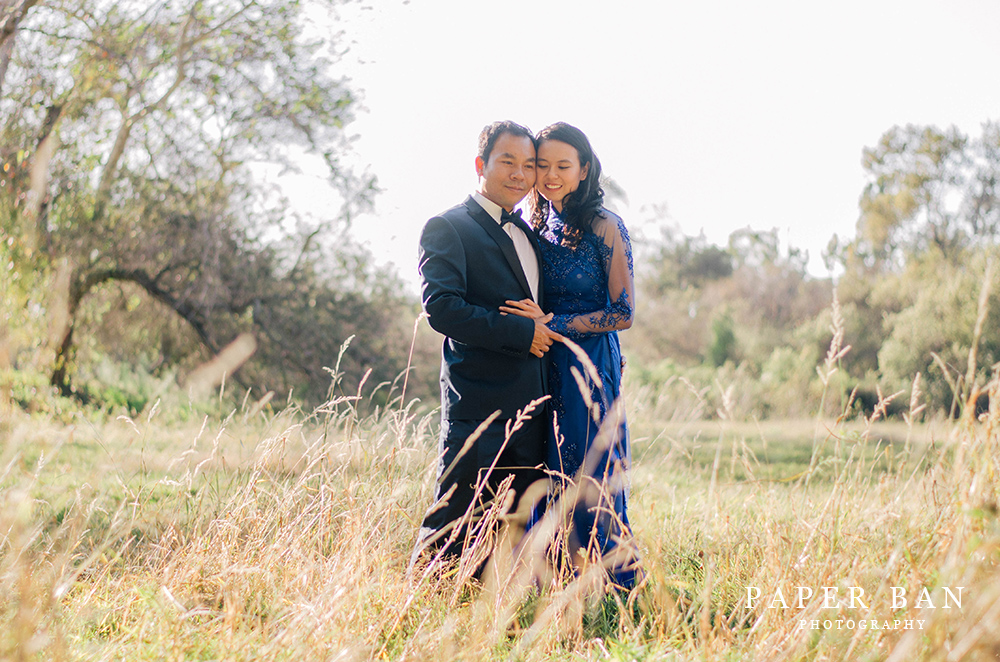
3 369 999 662
3 1 999 658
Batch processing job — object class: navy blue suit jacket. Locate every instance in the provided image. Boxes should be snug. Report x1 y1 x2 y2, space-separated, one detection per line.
419 196 547 421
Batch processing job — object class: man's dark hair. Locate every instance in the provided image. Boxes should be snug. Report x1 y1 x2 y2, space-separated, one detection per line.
478 120 534 164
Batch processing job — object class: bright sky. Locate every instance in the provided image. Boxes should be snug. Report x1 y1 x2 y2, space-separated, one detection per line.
278 0 1000 295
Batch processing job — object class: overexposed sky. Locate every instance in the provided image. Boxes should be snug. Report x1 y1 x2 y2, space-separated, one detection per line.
278 0 1000 294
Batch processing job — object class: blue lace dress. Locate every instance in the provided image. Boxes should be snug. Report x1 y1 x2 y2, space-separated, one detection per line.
538 206 639 588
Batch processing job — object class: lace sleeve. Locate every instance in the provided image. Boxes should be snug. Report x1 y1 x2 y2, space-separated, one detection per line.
549 213 635 338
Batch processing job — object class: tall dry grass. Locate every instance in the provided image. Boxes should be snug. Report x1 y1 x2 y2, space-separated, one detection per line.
3 293 1000 660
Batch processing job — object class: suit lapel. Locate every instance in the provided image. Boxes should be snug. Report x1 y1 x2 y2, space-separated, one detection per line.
464 197 534 301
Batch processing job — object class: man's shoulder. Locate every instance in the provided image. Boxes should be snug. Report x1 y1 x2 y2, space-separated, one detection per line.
419 199 473 251
423 198 479 236
432 198 475 223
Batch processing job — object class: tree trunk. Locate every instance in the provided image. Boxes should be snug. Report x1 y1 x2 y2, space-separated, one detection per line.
48 266 251 397
49 315 76 396
92 116 132 225
1 0 40 46
48 262 79 397
23 103 61 250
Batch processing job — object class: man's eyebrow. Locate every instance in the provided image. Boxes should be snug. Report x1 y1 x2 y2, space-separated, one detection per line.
496 151 536 160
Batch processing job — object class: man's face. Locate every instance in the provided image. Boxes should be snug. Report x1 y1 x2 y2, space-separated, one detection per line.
476 133 536 211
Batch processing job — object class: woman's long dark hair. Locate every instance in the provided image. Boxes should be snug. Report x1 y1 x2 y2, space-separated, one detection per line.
529 122 605 247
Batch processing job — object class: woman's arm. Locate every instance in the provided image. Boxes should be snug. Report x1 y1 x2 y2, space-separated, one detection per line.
548 214 634 339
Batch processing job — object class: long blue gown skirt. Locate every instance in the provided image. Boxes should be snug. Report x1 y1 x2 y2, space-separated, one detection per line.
545 333 637 589
535 208 639 589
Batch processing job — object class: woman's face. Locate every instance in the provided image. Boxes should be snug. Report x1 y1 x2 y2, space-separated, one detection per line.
535 139 589 211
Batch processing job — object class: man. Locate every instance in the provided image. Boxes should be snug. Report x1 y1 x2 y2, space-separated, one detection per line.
413 120 560 566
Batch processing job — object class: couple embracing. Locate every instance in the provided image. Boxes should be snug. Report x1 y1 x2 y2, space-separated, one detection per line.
412 120 638 590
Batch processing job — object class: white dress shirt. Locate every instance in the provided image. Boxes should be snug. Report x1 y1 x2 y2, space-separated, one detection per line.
471 191 540 302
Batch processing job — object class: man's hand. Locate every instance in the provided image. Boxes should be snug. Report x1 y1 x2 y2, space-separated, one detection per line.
499 299 562 357
530 313 563 357
500 298 546 320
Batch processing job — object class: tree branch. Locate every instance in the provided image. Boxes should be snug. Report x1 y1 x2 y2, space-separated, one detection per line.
78 267 220 355
0 0 40 50
143 8 196 113
93 9 198 222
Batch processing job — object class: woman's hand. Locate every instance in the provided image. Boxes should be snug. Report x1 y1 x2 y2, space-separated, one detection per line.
500 298 546 320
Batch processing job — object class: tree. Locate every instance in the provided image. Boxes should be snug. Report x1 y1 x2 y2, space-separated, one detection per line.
632 224 829 372
849 122 1000 270
828 120 1000 401
0 0 410 404
641 227 734 294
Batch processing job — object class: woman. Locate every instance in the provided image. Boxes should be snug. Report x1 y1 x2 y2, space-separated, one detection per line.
501 122 638 588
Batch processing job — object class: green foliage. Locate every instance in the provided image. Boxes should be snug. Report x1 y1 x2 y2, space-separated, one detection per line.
848 122 1000 269
641 226 734 295
629 224 832 418
707 311 737 368
0 234 46 364
832 118 1000 414
0 0 432 407
3 367 79 422
627 119 1000 420
757 343 829 418
876 249 1000 412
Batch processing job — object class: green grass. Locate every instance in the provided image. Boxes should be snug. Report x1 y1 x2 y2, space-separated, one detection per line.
1 376 998 660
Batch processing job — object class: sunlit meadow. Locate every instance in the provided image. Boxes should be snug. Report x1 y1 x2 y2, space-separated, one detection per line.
2 308 1000 662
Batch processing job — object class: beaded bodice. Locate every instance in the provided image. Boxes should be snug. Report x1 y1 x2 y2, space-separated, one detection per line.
536 208 634 339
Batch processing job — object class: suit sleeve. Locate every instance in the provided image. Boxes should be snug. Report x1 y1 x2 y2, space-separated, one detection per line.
419 215 535 356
